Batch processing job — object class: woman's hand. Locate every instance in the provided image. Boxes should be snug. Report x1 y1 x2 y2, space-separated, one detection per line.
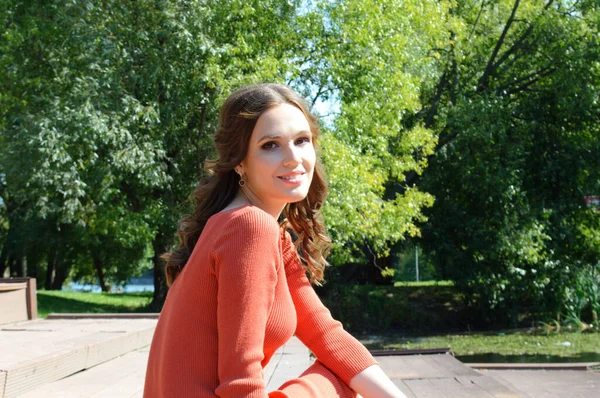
349 365 407 398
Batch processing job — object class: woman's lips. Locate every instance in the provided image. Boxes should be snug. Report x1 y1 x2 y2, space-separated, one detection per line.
278 173 305 183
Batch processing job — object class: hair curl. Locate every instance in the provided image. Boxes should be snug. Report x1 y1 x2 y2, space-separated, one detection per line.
163 83 331 286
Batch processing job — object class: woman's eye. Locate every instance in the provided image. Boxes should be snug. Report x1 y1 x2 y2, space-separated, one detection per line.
295 137 311 145
261 141 278 150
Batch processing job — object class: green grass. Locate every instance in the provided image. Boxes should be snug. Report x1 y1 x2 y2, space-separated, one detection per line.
361 328 600 361
37 290 153 318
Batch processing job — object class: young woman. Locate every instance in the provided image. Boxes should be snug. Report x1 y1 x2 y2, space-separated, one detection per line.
143 84 405 398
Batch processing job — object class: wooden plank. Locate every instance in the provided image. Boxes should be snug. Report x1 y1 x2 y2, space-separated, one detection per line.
0 289 29 325
85 327 155 368
469 362 600 370
0 319 157 367
3 345 89 398
430 377 493 398
371 348 452 356
0 278 31 284
17 348 150 398
431 354 480 377
18 338 311 398
377 355 455 379
0 278 36 321
24 278 37 320
394 381 417 398
466 374 524 398
0 283 27 291
453 376 498 398
0 330 79 364
376 353 524 398
483 370 600 398
0 371 6 398
403 378 449 398
0 319 157 397
377 356 422 379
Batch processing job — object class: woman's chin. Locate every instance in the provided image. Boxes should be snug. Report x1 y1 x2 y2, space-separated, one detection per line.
284 190 310 204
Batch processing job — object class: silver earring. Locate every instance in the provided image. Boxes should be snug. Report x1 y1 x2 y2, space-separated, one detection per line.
238 175 246 187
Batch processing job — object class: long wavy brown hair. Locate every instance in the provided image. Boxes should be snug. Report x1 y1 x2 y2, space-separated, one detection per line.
163 84 331 286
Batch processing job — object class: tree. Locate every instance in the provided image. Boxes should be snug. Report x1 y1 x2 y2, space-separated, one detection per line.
410 0 600 323
297 0 454 268
0 0 321 305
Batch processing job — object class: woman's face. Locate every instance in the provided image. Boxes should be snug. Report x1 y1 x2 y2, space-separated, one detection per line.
238 103 316 214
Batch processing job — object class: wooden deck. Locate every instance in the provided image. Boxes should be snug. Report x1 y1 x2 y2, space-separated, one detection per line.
18 347 151 398
0 317 157 398
376 354 523 397
2 317 598 397
481 369 600 398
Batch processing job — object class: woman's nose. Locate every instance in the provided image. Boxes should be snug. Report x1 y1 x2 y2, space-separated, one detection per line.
282 144 302 166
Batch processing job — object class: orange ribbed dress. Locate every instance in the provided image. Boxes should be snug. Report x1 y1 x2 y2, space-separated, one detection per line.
143 205 377 397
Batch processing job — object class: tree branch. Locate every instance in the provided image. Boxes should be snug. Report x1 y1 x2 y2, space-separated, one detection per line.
497 65 555 94
506 66 557 95
491 24 534 72
491 0 554 73
477 0 521 92
468 0 487 41
310 83 327 109
425 71 449 128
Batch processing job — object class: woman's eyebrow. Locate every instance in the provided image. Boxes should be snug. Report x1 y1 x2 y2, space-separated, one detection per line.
257 134 281 143
256 130 311 144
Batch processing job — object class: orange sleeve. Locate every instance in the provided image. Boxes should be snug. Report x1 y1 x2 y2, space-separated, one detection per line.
282 232 378 386
212 210 281 398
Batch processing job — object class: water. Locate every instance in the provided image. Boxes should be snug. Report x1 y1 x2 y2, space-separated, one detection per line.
63 281 154 293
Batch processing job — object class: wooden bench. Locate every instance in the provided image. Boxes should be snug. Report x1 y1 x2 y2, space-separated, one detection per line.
0 278 37 325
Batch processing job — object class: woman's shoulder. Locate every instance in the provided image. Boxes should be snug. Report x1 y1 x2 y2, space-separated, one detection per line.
208 204 281 236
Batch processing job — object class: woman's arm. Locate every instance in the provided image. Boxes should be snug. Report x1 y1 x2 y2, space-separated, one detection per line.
349 364 407 398
213 210 281 397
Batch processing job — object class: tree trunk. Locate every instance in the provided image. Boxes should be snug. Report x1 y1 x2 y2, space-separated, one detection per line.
16 257 25 277
9 256 25 277
149 231 170 311
0 243 8 277
45 250 56 290
26 256 37 279
51 257 68 290
93 254 110 292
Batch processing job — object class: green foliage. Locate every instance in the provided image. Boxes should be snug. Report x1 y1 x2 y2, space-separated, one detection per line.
416 0 600 323
0 0 450 296
0 0 308 291
2 0 598 326
391 245 440 282
307 0 452 263
562 263 600 327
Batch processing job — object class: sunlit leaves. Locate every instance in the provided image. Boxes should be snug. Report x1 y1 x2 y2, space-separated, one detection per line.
301 0 452 263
